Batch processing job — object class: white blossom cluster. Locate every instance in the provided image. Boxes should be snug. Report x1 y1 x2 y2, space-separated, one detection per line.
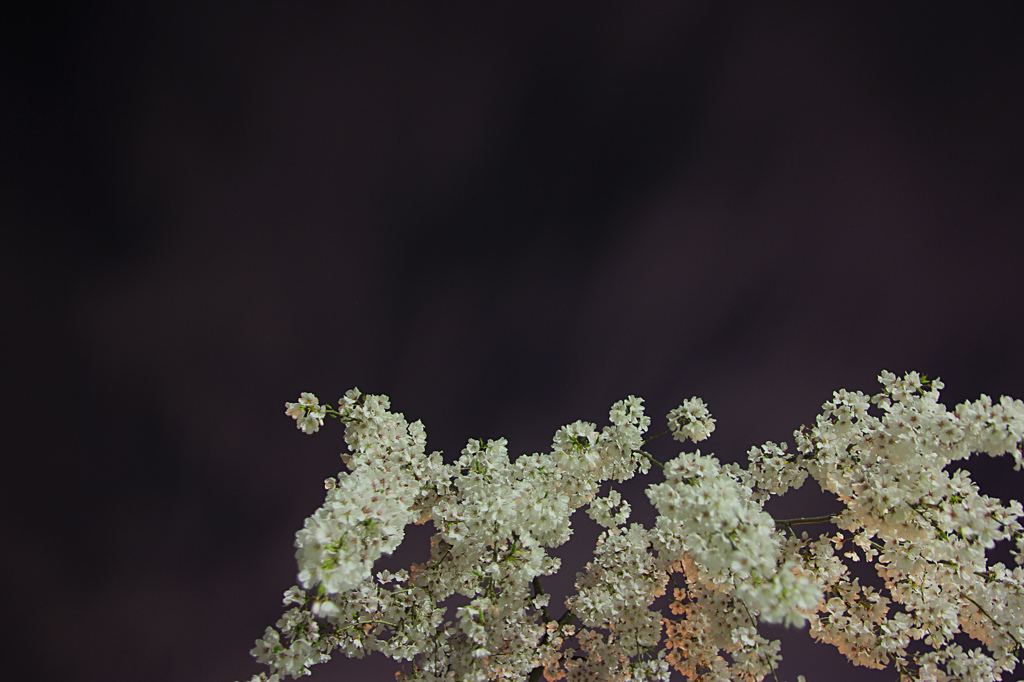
647 449 822 629
666 398 716 444
242 372 1024 682
791 371 1024 679
284 393 326 435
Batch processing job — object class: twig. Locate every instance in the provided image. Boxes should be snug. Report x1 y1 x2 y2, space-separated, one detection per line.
775 513 838 529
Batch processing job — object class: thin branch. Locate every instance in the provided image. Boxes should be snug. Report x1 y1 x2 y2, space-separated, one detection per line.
639 450 665 471
557 610 578 628
641 428 670 446
963 594 1024 655
736 595 781 682
775 513 838 527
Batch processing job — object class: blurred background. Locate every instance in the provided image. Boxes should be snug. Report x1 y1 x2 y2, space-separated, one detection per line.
4 2 1024 681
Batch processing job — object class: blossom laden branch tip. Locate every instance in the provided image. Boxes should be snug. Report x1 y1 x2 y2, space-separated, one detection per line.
666 397 716 443
284 392 327 434
245 371 1024 682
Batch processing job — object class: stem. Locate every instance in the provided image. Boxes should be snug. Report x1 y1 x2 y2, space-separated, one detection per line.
733 578 781 682
641 428 670 446
528 577 580 682
526 609 580 682
344 618 398 629
638 429 671 471
775 513 838 527
639 450 665 471
963 594 1024 654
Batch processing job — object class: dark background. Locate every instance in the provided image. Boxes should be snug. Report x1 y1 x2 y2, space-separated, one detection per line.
5 2 1024 681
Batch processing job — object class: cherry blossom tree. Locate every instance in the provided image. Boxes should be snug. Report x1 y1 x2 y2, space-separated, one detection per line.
241 371 1024 682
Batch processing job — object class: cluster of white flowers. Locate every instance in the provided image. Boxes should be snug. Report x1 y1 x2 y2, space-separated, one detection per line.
790 371 1024 678
666 398 716 444
284 393 327 435
242 372 1024 682
648 449 821 633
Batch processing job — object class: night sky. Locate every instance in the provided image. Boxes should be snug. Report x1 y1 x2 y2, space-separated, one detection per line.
6 3 1024 681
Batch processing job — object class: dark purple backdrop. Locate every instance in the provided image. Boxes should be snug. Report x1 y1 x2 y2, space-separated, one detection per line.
5 3 1024 681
